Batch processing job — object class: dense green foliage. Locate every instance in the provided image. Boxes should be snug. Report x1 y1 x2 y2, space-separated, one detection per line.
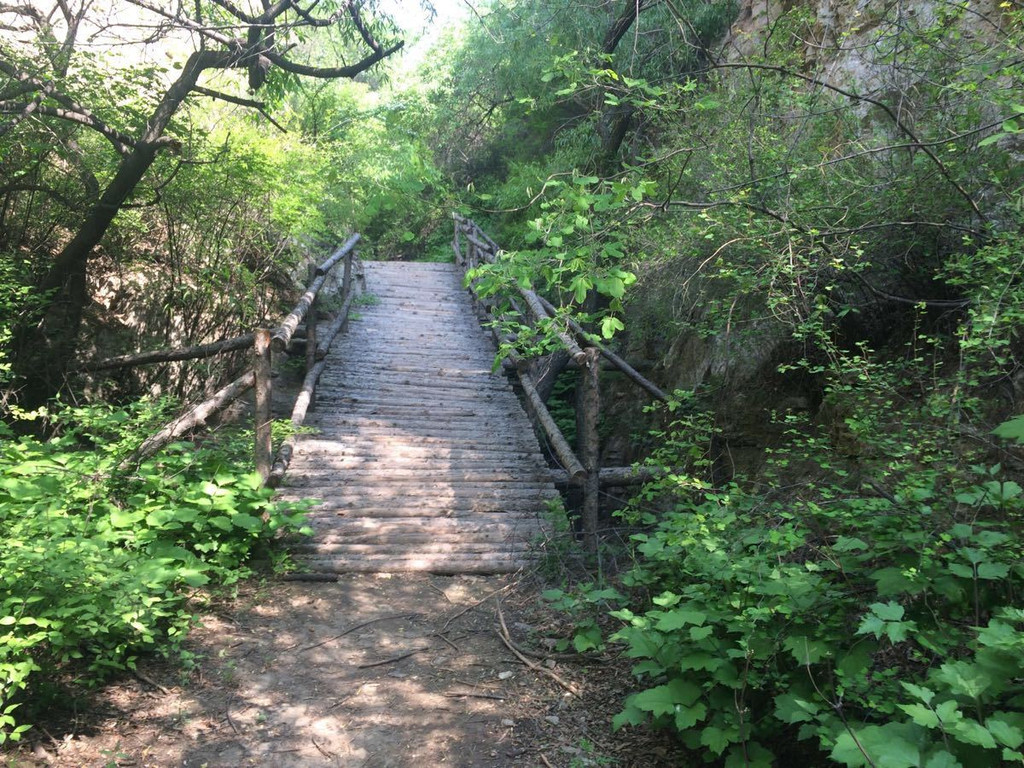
5 0 1024 763
429 1 1024 766
0 401 310 743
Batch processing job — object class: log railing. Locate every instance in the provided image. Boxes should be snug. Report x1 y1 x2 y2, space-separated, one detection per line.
453 214 667 552
84 235 361 484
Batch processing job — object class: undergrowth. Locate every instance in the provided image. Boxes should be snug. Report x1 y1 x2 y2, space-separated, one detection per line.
546 369 1024 767
0 399 311 744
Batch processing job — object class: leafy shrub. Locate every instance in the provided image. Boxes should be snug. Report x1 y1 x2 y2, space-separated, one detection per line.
0 401 310 743
591 379 1024 767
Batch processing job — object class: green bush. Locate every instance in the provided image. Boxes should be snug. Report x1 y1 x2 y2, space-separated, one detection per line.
0 401 310 743
590 380 1024 767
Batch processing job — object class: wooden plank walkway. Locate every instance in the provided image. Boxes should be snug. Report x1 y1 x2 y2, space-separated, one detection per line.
276 261 559 574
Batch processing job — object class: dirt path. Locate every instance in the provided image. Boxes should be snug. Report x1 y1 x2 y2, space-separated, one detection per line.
12 574 688 768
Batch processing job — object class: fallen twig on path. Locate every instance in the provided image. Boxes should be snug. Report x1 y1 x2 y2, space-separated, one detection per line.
133 669 171 695
444 691 505 701
357 646 430 669
495 599 582 698
312 737 335 758
280 573 339 582
225 691 240 735
295 613 418 654
441 582 514 632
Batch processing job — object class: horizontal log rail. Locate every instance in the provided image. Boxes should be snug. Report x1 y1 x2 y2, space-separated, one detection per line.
453 213 666 552
112 235 361 483
79 333 256 372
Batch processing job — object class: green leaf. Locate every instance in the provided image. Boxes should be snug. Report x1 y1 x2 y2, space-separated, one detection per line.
977 562 1010 579
600 315 624 339
612 700 646 730
901 682 935 704
952 719 997 749
775 692 821 724
830 724 920 768
594 276 625 299
923 752 961 768
993 415 1024 443
700 725 734 755
870 602 905 621
230 513 262 532
784 635 830 664
833 536 868 552
631 679 701 716
837 643 876 678
899 703 939 728
674 702 707 729
935 660 994 699
654 608 706 630
987 715 1024 749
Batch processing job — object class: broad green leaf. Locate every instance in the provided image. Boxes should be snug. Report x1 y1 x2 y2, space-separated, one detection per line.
833 536 868 552
674 702 707 729
612 700 646 730
923 752 961 768
977 562 1010 579
775 692 820 723
654 608 707 630
830 724 920 768
935 660 994 699
784 635 830 664
900 682 935 704
952 719 997 749
992 415 1024 443
700 725 734 755
230 513 262 532
869 602 905 621
600 316 624 339
632 679 701 716
987 715 1024 749
899 703 939 728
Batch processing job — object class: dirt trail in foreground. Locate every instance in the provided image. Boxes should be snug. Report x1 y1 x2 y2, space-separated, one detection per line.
13 574 684 768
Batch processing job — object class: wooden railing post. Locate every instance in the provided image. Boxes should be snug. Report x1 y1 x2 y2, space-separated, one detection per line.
578 347 601 553
342 248 353 303
254 327 273 481
305 262 318 409
453 214 463 267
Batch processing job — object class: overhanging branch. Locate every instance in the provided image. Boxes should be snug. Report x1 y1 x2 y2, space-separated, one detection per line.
192 85 286 131
263 39 404 79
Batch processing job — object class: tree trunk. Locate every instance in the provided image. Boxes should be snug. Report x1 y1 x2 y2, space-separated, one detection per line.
12 51 228 405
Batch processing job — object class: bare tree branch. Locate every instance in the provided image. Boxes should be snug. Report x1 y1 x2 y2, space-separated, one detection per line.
0 100 134 151
263 39 404 79
709 62 986 222
0 182 77 208
192 85 286 131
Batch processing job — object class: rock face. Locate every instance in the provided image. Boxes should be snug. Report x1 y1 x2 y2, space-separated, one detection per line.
606 0 1013 476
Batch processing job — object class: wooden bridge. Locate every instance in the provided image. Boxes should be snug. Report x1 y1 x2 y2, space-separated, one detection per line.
88 219 668 575
275 261 559 574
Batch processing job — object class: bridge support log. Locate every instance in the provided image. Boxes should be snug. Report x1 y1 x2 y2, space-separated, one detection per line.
122 370 255 468
254 328 273 481
578 347 601 553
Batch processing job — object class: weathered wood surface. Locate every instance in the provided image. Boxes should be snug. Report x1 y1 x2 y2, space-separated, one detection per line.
276 261 558 574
